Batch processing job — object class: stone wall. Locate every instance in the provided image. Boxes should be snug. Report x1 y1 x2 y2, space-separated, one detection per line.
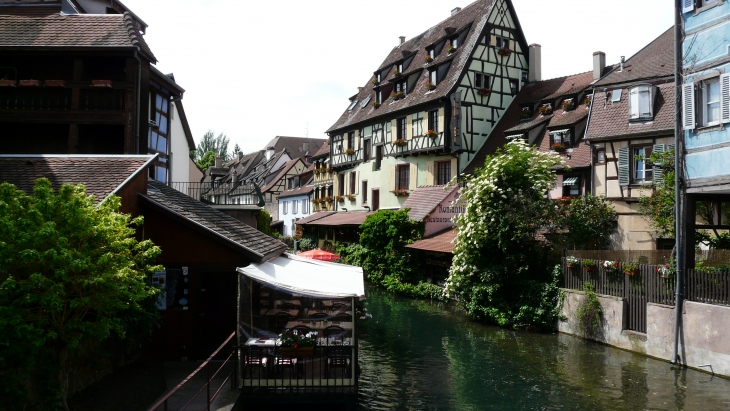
560 288 730 377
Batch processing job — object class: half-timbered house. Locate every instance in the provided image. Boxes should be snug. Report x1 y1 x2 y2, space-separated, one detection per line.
325 0 531 211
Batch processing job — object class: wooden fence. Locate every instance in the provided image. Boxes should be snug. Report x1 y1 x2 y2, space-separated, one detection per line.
565 249 730 266
562 257 729 334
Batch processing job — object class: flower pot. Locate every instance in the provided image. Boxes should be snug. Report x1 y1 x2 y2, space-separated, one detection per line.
281 346 314 357
584 266 596 272
624 269 639 276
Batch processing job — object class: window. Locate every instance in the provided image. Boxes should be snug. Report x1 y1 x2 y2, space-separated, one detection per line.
429 69 437 86
428 48 435 59
397 117 406 140
283 201 288 215
682 74 730 130
428 110 439 133
376 90 382 104
397 63 403 73
362 181 368 203
375 145 383 170
436 161 451 185
303 199 309 214
495 36 510 49
338 174 345 196
611 89 622 103
347 99 358 111
148 89 170 183
522 71 528 82
395 80 407 95
703 78 720 126
288 176 298 189
550 130 571 148
347 131 355 150
412 112 424 137
397 164 410 190
562 176 580 197
293 199 298 214
629 85 654 120
633 146 653 182
349 172 356 195
451 38 458 49
377 73 381 82
509 79 519 95
364 139 372 161
328 186 333 198
596 149 606 164
475 73 490 88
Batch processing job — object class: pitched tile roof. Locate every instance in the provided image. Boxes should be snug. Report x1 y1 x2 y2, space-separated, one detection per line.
277 184 314 199
0 154 154 203
140 180 287 262
402 184 459 222
260 158 302 193
295 211 337 225
0 12 156 62
0 4 61 16
298 211 373 227
405 227 457 253
264 136 327 160
311 140 330 159
595 27 673 87
585 82 674 140
327 0 522 134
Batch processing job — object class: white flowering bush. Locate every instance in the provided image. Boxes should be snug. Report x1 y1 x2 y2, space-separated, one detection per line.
444 140 564 328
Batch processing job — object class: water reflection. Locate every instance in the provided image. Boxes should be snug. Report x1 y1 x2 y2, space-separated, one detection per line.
357 285 730 410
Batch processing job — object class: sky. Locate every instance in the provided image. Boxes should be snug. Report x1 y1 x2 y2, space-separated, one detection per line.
120 0 675 155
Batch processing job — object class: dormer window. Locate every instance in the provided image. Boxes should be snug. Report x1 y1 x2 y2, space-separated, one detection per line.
428 48 435 59
550 129 572 149
451 38 458 49
429 69 438 86
629 85 655 120
395 80 407 95
397 63 403 73
377 73 381 82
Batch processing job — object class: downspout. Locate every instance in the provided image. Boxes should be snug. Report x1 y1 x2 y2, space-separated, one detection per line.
134 50 142 155
672 0 685 365
583 90 596 196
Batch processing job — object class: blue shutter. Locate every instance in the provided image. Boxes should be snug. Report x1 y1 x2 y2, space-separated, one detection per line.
653 144 665 185
683 0 694 13
683 82 695 130
618 147 630 186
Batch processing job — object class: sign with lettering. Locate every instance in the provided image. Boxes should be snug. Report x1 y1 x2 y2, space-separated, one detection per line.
424 187 462 237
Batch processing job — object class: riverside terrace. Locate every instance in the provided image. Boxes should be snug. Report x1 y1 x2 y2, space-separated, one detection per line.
235 254 365 405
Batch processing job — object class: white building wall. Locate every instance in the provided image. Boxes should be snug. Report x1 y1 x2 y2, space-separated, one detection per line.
170 101 191 185
278 194 312 237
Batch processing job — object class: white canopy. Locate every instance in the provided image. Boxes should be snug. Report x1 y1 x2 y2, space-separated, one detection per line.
237 253 365 298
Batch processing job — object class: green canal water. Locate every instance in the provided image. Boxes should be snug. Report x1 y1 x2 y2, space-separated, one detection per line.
357 285 730 411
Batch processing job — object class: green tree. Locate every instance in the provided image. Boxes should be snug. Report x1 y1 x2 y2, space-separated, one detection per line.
0 179 161 410
194 130 230 163
195 150 217 173
254 209 271 236
445 140 564 328
560 195 617 249
231 143 241 160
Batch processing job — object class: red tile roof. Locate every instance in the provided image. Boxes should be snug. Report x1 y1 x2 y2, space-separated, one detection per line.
0 154 154 203
0 12 156 62
298 211 373 227
405 228 457 253
327 0 526 134
585 82 674 140
595 27 673 87
295 211 337 225
277 184 314 199
402 184 459 222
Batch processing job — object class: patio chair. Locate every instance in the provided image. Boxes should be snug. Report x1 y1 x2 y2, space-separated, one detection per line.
331 301 350 310
242 346 268 377
273 347 300 377
309 311 328 319
325 347 351 378
323 325 346 345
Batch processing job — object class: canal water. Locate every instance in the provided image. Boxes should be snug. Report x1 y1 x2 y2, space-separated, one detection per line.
357 285 730 411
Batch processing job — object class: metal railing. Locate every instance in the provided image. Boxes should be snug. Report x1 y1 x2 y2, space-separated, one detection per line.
147 332 236 411
169 181 264 207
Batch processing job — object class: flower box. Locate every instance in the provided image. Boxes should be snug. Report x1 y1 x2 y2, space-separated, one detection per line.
426 130 438 138
372 101 381 109
552 143 566 151
447 45 456 54
345 148 355 156
393 138 408 147
426 82 436 91
538 105 553 115
91 79 112 88
566 256 579 268
335 196 345 202
425 56 434 63
18 79 40 87
393 70 402 77
0 79 16 87
324 196 333 203
346 194 356 201
371 78 379 85
623 262 639 276
391 91 405 100
582 259 597 271
497 47 511 56
561 101 574 111
281 346 314 357
583 97 592 107
601 260 619 273
477 87 491 97
391 189 410 196
520 108 532 119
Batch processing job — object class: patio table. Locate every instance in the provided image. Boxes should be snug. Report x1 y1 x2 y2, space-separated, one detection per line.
244 337 279 347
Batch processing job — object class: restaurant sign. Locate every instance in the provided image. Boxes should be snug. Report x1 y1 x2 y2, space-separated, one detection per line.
424 188 463 237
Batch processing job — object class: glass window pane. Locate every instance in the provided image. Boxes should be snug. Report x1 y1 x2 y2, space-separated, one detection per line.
158 115 168 134
156 94 163 110
157 135 167 153
156 166 167 183
161 97 168 113
148 131 157 151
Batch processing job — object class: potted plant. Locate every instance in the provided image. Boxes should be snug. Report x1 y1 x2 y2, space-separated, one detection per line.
551 143 566 151
520 107 532 119
335 195 345 202
393 138 408 147
346 194 356 201
426 129 438 139
447 45 456 54
566 256 580 268
582 259 597 272
372 101 381 109
391 91 405 100
324 196 334 203
623 262 639 276
497 47 511 56
561 100 574 111
278 330 317 357
477 87 491 96
426 81 436 91
656 263 674 278
538 105 553 115
391 188 410 196
584 96 592 107
393 69 402 77
601 260 619 273
345 148 355 156
425 56 434 63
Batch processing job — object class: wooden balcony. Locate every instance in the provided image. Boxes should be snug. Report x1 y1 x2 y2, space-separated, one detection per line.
388 132 445 158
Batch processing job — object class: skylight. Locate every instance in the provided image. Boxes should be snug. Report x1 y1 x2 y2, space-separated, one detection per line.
347 100 358 111
360 96 372 108
611 89 622 103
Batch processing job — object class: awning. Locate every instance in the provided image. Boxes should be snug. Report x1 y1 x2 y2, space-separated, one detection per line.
563 176 578 186
549 129 570 135
237 253 365 298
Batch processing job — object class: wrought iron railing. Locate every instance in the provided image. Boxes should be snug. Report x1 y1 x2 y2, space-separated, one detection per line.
169 181 264 206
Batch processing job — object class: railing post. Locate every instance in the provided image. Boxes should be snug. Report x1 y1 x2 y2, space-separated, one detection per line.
206 360 210 411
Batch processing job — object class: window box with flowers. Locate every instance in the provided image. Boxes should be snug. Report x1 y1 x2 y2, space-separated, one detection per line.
391 188 410 196
477 87 491 97
538 105 553 115
566 256 580 268
278 330 317 357
393 138 408 147
561 100 574 111
393 69 402 77
335 195 345 202
520 107 532 119
447 45 456 54
372 101 381 109
425 56 434 63
551 143 566 151
346 194 356 201
584 96 592 107
426 81 436 91
391 91 405 101
497 47 511 56
324 196 334 203
623 262 639 276
601 260 619 273
426 129 438 139
371 78 379 85
345 148 355 156
582 259 597 272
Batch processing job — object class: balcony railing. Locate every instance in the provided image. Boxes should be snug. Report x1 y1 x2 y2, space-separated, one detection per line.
0 85 126 111
169 181 264 206
388 133 444 157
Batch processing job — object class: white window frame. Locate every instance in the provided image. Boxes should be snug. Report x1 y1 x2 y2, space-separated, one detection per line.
429 69 437 86
633 146 653 183
629 85 654 120
293 199 298 214
702 77 721 127
283 200 288 215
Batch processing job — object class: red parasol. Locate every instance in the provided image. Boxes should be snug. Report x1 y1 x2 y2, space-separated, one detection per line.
297 249 340 262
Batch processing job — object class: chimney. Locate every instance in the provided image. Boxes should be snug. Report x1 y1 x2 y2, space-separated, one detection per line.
620 55 625 72
399 36 406 46
237 151 243 161
528 44 542 82
303 142 309 153
266 146 275 161
451 7 461 16
593 51 606 81
215 156 223 168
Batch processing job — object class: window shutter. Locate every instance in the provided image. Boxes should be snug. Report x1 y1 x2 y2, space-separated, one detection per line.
450 158 457 182
389 166 396 191
333 174 339 197
355 171 360 194
618 146 630 186
629 87 639 119
653 144 665 185
720 73 730 123
425 161 435 185
682 0 694 13
409 163 418 191
683 81 695 130
406 115 413 140
391 119 398 142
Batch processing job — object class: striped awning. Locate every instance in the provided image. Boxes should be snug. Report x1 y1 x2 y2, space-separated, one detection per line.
563 176 578 186
549 129 570 135
506 134 524 140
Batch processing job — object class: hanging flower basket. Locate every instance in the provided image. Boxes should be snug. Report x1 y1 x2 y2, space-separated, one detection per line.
345 148 355 156
426 129 438 139
566 256 580 268
656 264 675 278
393 138 408 147
391 189 410 196
623 262 639 276
552 143 566 151
477 87 491 97
425 56 434 63
497 47 511 56
426 81 436 91
602 260 619 273
582 259 597 271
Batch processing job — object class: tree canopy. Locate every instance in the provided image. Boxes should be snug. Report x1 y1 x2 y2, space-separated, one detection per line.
0 179 161 410
193 130 230 172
